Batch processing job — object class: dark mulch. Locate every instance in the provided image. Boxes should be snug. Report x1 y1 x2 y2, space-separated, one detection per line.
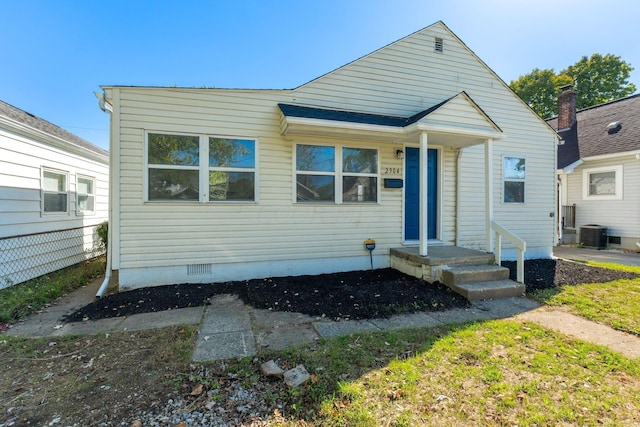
64 269 468 322
65 259 639 323
502 258 639 291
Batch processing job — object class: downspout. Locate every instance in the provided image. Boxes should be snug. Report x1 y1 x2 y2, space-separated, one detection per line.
455 148 462 246
557 175 562 243
96 236 111 298
95 90 113 298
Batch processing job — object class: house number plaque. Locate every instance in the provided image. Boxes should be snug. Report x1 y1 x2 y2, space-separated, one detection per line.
382 167 402 175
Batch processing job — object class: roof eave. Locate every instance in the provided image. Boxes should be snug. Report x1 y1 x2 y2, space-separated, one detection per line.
0 115 109 163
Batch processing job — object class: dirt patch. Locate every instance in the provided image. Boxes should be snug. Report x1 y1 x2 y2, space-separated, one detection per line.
65 260 639 323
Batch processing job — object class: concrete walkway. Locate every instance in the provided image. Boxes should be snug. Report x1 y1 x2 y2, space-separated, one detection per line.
554 245 640 266
4 251 640 361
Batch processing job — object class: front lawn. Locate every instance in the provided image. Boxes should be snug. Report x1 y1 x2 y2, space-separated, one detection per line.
2 257 639 426
530 261 640 336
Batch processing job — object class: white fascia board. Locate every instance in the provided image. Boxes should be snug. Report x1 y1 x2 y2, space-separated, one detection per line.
559 159 583 174
282 116 405 136
0 115 108 164
582 150 640 162
406 122 505 140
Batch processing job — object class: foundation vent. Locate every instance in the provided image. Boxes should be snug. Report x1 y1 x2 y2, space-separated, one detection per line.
187 263 212 276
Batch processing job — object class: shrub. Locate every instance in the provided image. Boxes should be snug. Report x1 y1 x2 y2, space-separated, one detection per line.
96 221 108 249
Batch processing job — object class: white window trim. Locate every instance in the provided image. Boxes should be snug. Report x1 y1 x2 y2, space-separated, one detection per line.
582 165 623 200
143 130 259 203
41 167 69 215
502 155 526 204
293 142 380 204
76 174 96 215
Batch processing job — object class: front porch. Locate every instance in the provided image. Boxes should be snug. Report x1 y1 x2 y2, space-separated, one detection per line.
391 245 525 301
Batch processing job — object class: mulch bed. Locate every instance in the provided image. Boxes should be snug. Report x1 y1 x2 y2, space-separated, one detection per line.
64 259 639 323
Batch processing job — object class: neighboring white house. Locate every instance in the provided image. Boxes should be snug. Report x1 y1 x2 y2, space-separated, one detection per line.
99 21 559 291
551 86 640 250
0 100 109 288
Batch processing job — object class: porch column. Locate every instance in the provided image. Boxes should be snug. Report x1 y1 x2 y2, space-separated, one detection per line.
419 132 429 256
485 138 493 252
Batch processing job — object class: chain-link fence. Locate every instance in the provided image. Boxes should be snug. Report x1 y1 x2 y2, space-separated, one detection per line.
0 225 105 289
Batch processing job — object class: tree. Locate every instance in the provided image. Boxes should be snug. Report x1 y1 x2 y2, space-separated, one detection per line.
509 68 572 119
509 54 636 119
563 54 636 109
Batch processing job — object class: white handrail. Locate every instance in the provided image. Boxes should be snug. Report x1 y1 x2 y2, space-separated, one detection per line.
491 221 526 284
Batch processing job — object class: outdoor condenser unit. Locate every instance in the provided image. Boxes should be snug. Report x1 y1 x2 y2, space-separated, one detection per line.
580 225 607 249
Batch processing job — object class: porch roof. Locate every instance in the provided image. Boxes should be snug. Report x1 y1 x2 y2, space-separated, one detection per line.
278 92 504 147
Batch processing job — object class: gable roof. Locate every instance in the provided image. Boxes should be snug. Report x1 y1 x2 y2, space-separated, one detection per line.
292 21 557 138
0 99 108 159
550 94 640 169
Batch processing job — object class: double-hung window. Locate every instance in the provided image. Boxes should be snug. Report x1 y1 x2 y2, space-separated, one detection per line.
146 132 256 202
503 156 525 203
295 144 378 203
42 168 69 214
208 137 255 201
77 175 96 214
342 147 378 202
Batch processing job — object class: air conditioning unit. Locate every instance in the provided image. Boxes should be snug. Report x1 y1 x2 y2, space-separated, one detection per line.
580 225 607 249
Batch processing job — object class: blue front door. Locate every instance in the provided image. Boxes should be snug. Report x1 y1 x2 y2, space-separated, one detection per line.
404 147 437 240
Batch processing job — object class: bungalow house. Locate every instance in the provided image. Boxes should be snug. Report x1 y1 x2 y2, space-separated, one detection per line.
97 21 559 299
552 86 640 250
0 100 109 288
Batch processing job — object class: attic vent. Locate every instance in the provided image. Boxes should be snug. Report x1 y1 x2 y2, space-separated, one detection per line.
434 37 444 53
607 121 622 134
187 263 212 276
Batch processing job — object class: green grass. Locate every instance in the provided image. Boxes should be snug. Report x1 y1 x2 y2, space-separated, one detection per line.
1 256 639 426
531 261 640 335
0 255 105 323
252 321 640 426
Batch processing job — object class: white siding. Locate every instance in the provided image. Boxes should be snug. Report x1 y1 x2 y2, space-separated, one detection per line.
564 155 640 245
109 22 557 287
0 127 109 287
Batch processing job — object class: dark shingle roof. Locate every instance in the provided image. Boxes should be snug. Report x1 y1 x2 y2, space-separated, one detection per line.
550 94 640 169
278 98 451 128
0 100 108 157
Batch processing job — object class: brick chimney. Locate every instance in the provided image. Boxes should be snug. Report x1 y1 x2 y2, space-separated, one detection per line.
557 84 577 130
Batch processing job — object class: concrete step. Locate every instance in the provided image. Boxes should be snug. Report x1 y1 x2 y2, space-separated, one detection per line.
447 279 525 301
441 264 510 286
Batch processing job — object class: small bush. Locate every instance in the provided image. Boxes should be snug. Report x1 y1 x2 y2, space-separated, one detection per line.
96 221 108 248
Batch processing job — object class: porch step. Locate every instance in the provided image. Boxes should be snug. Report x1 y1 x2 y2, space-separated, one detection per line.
447 279 525 302
441 264 510 286
441 264 522 301
390 246 524 301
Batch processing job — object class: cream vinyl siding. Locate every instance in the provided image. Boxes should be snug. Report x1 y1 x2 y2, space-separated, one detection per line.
291 23 556 255
565 156 640 239
114 88 402 269
108 21 557 284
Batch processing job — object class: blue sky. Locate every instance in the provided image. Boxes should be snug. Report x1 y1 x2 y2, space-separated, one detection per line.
1 0 639 151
